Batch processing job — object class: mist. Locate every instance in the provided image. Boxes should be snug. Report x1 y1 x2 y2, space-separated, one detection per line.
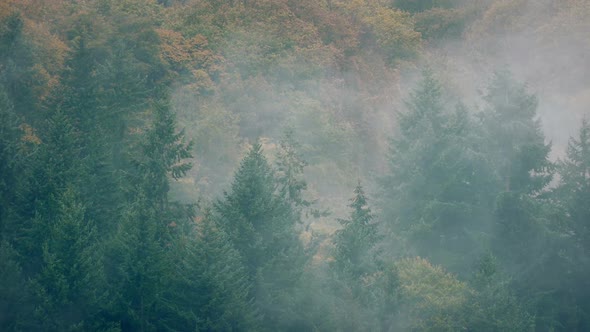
1 0 589 331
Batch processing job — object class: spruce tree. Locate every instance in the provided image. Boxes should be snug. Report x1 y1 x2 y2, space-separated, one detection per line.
480 71 557 327
0 87 24 240
163 210 257 331
104 100 192 331
275 128 310 209
15 109 82 275
332 183 379 279
0 241 33 331
557 118 590 249
481 70 552 195
215 142 307 330
481 71 553 280
380 70 494 273
551 119 590 330
29 188 104 331
330 183 392 331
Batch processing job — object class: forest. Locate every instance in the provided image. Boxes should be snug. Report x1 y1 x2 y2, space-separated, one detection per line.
1 0 590 331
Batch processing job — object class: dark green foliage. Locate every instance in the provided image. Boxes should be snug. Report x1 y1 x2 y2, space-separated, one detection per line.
332 183 379 278
0 241 33 331
548 119 590 330
163 212 257 331
0 12 40 121
104 192 171 332
2 1 590 329
275 128 310 209
381 70 495 273
466 253 534 331
0 87 24 239
29 188 103 331
481 70 553 195
215 142 297 276
15 109 83 274
215 142 307 330
330 184 399 331
480 71 552 268
103 100 193 331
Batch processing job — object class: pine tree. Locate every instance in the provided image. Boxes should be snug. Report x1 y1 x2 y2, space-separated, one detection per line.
380 70 494 273
0 87 24 240
551 119 590 330
29 188 104 331
215 142 297 276
466 253 534 331
557 118 590 248
104 100 192 331
0 241 34 331
0 12 41 122
14 109 82 275
162 211 258 331
105 192 169 332
330 183 391 331
481 71 553 278
332 183 379 279
481 70 552 195
275 128 310 209
214 142 307 330
480 71 558 328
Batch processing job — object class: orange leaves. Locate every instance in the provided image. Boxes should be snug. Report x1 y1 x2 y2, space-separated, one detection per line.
156 28 224 92
19 123 41 145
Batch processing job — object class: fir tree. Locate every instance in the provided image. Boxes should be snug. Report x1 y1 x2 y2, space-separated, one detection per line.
481 70 553 195
215 142 307 330
0 241 33 331
481 71 553 274
332 183 379 279
275 128 310 209
380 70 494 273
163 211 258 331
0 87 24 240
104 100 192 331
29 188 104 331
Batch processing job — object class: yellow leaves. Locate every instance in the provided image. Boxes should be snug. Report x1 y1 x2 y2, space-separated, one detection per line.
397 257 469 331
157 29 199 67
362 7 422 61
467 0 528 39
398 257 467 304
156 28 224 92
330 0 422 63
107 0 163 21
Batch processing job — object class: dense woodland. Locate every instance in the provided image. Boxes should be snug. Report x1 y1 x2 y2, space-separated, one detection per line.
1 0 590 331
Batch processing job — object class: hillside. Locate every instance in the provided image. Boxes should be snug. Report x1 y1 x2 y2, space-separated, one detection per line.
1 0 590 330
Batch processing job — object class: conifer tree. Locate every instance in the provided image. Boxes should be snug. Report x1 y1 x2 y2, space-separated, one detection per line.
332 183 379 279
380 70 494 273
163 211 258 331
104 100 192 331
551 119 590 330
215 142 307 330
275 128 310 209
215 142 299 276
0 87 24 239
15 109 82 275
29 188 104 331
557 118 590 248
0 241 33 331
481 71 553 281
481 70 553 195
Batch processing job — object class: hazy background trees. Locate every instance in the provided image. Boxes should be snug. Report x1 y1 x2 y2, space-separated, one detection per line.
1 0 590 331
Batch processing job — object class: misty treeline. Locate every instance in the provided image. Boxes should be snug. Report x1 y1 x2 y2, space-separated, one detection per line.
1 0 590 331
